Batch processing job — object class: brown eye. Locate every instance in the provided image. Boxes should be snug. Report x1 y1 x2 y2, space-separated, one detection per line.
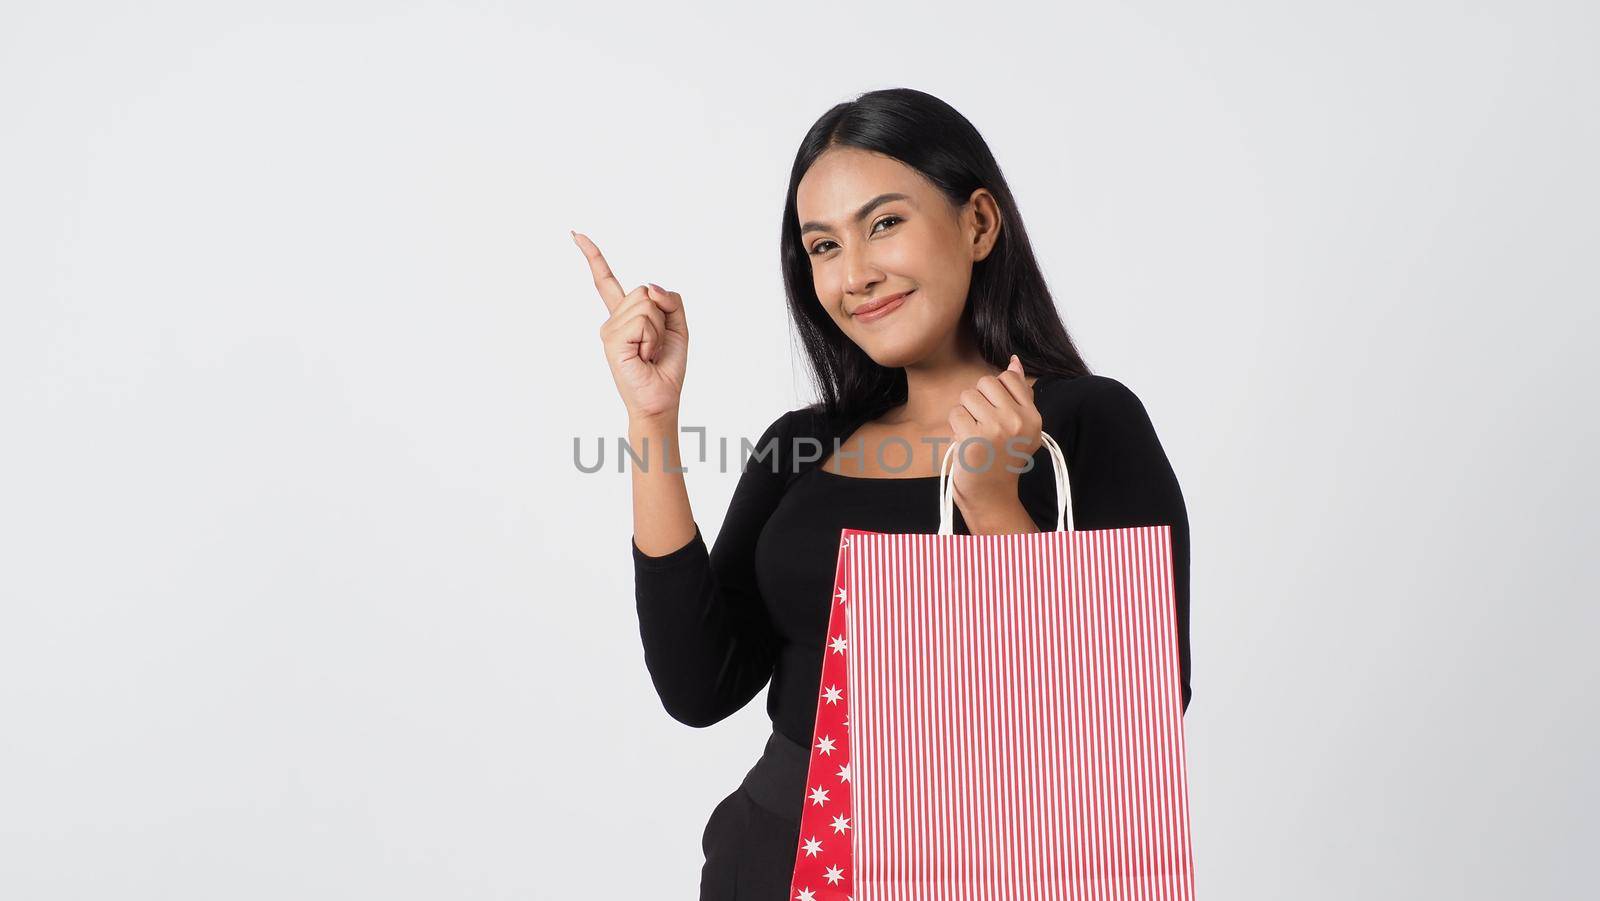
807 216 903 256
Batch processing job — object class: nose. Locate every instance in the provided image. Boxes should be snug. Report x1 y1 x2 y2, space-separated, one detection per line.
842 241 883 299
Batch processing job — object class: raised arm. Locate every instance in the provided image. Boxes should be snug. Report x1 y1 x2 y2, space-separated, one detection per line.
574 228 781 726
631 410 797 727
1059 376 1193 713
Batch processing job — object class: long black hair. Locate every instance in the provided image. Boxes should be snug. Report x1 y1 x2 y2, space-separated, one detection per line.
780 88 1092 426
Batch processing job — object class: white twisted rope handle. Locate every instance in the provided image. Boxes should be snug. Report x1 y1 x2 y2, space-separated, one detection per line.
937 430 1074 536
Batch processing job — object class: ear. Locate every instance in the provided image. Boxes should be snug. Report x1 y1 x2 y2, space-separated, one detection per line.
967 188 1003 262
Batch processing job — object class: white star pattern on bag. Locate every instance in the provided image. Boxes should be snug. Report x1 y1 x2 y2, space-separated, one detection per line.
791 529 859 900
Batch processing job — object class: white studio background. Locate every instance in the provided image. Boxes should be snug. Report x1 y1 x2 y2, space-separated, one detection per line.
2 2 1595 898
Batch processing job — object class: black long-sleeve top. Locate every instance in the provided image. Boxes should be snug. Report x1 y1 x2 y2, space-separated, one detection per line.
631 373 1191 750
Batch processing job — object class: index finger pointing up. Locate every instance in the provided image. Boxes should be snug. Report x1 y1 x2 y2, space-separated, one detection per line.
571 231 626 313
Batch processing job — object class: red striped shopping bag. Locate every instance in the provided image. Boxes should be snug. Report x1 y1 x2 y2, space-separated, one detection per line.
789 431 1196 900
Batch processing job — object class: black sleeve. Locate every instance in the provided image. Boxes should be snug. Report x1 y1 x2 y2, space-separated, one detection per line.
629 410 794 728
1060 377 1193 714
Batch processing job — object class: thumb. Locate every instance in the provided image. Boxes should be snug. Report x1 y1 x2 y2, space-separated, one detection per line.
1007 353 1023 375
647 283 686 332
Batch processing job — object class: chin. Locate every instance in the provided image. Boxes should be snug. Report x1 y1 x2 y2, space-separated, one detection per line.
860 336 938 369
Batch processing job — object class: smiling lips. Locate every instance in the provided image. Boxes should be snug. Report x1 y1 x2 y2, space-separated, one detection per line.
852 289 913 322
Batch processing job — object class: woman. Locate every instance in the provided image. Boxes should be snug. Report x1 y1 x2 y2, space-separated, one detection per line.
575 88 1191 900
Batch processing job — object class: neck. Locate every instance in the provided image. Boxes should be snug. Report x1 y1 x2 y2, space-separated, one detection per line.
886 333 1030 427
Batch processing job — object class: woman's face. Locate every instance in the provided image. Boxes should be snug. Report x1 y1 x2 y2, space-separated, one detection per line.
796 146 1000 367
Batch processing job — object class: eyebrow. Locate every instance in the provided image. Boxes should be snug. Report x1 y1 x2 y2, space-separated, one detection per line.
800 192 913 235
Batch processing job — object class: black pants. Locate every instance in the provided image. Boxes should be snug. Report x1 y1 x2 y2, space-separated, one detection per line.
699 728 809 900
